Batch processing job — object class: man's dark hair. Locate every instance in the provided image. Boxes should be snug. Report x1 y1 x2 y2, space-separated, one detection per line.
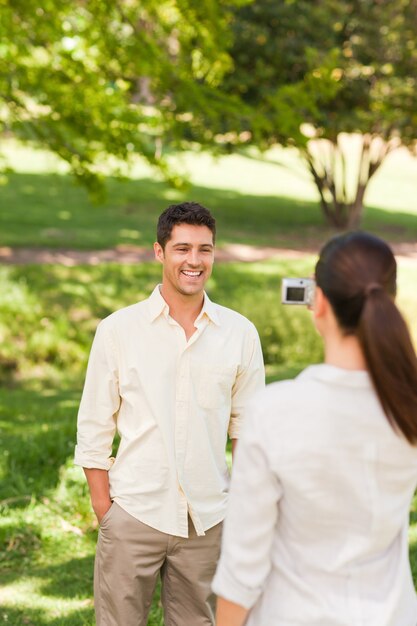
157 202 216 249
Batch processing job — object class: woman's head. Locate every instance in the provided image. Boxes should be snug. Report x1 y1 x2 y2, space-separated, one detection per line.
315 231 417 444
315 231 397 333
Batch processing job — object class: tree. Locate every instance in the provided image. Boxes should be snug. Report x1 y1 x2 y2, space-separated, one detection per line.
217 0 417 228
0 0 243 194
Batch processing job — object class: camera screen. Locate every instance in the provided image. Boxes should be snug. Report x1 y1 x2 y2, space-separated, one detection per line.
286 287 305 302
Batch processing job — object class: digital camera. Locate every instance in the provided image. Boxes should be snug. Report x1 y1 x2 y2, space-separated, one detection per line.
281 278 315 306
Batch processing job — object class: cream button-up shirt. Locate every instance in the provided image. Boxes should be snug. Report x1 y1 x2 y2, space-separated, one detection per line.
74 286 265 537
213 365 417 625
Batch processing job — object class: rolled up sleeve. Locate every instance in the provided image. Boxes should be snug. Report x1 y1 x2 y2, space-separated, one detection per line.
228 325 265 440
74 320 121 470
213 400 282 608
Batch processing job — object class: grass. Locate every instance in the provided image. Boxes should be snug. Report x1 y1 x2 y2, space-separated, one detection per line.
1 141 417 250
1 141 417 625
0 171 332 249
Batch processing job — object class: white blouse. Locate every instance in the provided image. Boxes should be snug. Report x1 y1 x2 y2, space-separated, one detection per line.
213 364 417 625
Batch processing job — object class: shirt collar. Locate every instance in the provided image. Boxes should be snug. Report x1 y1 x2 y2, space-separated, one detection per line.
148 285 169 322
297 364 371 388
148 285 220 326
197 291 220 326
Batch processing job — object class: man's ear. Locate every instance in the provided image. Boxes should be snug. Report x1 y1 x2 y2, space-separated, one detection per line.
154 242 164 264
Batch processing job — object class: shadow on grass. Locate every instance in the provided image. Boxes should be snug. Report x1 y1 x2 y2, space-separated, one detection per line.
1 549 163 626
39 554 94 599
1 553 94 597
2 171 417 251
363 205 417 241
0 171 324 249
0 519 42 573
0 388 81 501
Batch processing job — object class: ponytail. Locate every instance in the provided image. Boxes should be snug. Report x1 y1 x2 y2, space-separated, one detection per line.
358 290 417 444
316 231 417 444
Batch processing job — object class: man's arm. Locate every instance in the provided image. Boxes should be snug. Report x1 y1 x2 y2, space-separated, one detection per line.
83 468 112 524
228 325 265 444
216 597 249 626
75 320 120 521
231 438 238 459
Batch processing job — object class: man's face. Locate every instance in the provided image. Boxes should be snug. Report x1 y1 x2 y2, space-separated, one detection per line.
154 223 215 297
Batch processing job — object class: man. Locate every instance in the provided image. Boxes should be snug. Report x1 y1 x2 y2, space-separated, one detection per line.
74 202 265 626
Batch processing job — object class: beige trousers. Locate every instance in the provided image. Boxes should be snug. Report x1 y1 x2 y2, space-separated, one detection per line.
94 502 222 626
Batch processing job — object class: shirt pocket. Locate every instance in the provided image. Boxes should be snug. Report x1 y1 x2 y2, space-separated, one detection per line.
197 364 237 409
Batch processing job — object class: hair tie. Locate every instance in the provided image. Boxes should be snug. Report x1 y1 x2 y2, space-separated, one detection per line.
364 282 383 297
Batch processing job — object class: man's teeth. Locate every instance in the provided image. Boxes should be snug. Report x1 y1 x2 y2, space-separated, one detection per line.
183 271 201 276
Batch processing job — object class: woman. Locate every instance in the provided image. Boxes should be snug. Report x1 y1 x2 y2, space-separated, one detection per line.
213 232 417 626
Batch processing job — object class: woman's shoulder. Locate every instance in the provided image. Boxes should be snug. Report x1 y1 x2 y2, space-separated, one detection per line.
255 364 324 407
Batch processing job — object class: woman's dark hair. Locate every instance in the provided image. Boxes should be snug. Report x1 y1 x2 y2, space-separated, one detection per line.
315 231 417 444
157 202 216 249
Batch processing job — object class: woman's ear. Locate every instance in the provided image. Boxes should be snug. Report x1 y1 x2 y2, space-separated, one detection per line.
313 286 327 320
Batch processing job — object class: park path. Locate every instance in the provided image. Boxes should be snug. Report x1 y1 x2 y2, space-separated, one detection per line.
0 243 313 265
1 241 417 265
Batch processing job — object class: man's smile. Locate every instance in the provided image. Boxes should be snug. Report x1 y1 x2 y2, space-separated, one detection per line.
181 270 203 277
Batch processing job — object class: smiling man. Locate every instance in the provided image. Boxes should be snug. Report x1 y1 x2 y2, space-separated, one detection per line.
74 202 265 626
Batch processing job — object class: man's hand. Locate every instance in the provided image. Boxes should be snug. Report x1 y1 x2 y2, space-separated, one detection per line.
83 467 112 524
93 497 113 524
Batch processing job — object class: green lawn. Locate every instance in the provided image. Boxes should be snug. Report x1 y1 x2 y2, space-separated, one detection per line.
1 168 340 250
1 141 417 250
1 141 417 625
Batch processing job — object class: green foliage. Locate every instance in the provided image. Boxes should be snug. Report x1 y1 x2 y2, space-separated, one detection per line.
0 0 245 193
226 0 417 147
218 0 417 227
2 0 416 224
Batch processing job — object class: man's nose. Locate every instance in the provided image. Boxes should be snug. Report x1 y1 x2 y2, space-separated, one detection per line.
187 249 201 266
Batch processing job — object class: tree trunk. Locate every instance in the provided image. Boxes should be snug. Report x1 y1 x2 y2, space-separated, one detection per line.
303 133 395 229
346 184 366 229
